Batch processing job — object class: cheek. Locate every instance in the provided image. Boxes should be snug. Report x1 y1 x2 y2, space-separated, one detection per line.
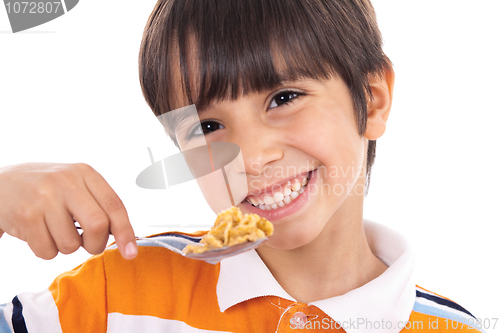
286 104 362 160
282 109 335 155
284 105 365 195
196 171 234 214
196 170 250 214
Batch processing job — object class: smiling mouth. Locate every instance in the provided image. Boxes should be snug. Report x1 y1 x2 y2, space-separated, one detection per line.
245 171 312 211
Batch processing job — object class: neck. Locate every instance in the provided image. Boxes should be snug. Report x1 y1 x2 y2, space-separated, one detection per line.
256 194 387 304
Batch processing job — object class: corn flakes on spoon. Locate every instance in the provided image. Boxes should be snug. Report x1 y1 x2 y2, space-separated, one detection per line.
136 207 273 264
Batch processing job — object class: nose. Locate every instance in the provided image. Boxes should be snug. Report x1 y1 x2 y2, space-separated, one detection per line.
228 123 284 177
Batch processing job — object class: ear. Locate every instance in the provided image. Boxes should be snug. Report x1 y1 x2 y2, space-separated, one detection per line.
364 64 395 140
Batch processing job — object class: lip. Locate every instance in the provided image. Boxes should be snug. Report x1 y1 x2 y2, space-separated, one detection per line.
245 171 311 198
240 168 317 223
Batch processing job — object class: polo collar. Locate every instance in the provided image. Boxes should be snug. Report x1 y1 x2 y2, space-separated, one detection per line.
216 220 416 333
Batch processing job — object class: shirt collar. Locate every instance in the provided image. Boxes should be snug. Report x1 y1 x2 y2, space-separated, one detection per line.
216 219 416 333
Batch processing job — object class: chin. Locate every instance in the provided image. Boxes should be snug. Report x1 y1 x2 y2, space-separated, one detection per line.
262 227 320 251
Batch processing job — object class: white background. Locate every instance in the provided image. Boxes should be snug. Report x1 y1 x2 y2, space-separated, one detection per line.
1 0 499 326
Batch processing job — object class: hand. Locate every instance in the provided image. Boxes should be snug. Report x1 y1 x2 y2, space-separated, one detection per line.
0 163 137 260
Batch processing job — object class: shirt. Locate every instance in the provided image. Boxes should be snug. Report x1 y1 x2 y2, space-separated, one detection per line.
0 219 485 332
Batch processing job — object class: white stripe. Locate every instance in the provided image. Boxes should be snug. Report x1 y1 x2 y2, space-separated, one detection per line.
108 312 234 333
60 0 68 13
414 296 475 322
17 290 63 333
1 303 14 333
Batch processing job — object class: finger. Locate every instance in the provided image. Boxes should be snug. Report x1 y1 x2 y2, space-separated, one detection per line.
76 164 137 259
44 204 83 255
26 218 58 260
65 189 111 255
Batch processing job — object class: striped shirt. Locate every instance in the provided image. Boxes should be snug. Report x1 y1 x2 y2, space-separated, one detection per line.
0 220 485 332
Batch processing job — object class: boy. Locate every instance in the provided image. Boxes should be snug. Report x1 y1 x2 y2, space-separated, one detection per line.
0 0 486 332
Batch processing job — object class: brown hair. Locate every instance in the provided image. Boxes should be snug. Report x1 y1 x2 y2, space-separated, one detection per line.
138 0 391 193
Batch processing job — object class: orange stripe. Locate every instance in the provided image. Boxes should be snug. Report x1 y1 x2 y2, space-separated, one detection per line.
49 255 107 333
102 247 343 332
47 245 383 332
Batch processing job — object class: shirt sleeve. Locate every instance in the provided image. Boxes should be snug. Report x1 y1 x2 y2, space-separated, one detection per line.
0 254 108 333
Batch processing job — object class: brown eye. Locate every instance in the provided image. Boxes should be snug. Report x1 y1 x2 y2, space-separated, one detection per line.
188 120 224 138
201 121 222 134
269 91 302 109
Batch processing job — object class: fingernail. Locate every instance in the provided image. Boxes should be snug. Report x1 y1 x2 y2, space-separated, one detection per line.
125 241 138 259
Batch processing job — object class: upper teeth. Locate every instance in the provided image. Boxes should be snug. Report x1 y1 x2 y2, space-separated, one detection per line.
246 176 309 210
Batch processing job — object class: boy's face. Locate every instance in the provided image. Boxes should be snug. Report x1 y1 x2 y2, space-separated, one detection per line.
171 74 380 250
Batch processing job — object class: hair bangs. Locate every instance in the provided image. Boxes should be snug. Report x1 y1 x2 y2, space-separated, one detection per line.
142 0 352 116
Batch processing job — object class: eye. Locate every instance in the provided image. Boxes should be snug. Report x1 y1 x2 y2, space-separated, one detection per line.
269 90 303 109
188 120 224 138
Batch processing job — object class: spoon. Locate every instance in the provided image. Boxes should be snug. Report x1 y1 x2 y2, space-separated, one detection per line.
135 235 268 264
75 226 266 264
